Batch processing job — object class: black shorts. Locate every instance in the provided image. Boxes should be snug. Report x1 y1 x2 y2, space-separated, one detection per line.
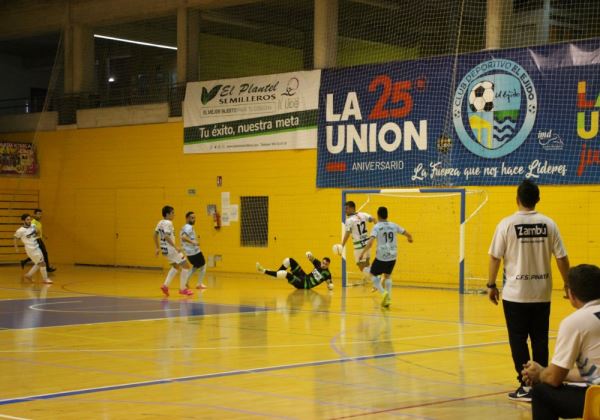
187 252 206 268
370 259 396 276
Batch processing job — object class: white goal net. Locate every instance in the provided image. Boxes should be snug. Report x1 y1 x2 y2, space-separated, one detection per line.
339 188 489 293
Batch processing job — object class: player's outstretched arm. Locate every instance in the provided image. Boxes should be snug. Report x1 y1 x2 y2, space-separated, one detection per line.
341 231 350 247
181 233 196 246
181 226 198 246
403 231 413 243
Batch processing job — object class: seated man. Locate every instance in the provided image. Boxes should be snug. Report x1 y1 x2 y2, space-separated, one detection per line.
257 251 333 290
522 264 600 420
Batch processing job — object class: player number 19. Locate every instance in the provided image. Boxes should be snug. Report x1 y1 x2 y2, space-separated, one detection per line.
384 232 394 243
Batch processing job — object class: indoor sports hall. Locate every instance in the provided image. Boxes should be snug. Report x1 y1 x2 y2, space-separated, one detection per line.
1 1 599 419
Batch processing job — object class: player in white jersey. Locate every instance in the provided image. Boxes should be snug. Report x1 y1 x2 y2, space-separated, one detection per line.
360 206 413 308
339 201 374 285
154 205 192 297
180 211 207 289
14 214 52 284
522 264 600 419
488 180 570 402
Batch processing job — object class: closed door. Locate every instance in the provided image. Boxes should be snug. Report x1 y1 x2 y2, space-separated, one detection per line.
74 189 116 265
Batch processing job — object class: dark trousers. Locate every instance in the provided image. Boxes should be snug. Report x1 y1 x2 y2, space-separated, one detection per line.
22 238 50 267
531 383 586 420
264 258 309 289
502 300 551 385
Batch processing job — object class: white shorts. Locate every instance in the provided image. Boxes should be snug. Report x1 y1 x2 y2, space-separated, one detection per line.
354 248 370 264
163 249 187 265
27 249 44 265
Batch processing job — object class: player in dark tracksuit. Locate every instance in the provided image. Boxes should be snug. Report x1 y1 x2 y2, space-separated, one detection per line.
257 252 333 290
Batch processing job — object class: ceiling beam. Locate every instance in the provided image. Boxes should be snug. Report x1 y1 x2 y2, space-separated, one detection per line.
0 0 261 40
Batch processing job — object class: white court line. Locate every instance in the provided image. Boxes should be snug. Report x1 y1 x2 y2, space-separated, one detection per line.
29 300 178 313
0 338 516 407
0 414 32 420
0 328 515 353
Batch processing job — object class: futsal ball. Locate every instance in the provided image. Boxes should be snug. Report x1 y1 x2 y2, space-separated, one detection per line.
332 244 343 256
468 81 495 112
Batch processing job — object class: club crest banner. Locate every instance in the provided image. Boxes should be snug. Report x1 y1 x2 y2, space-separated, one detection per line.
317 39 600 187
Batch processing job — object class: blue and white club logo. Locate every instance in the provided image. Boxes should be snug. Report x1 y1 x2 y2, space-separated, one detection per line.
453 59 537 159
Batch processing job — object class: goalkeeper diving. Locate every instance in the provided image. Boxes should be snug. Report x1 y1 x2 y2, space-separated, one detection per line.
257 252 333 290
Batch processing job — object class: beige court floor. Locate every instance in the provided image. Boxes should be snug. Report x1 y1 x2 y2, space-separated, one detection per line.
0 264 575 419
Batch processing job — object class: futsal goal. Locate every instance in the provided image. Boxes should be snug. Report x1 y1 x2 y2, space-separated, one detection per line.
339 188 489 294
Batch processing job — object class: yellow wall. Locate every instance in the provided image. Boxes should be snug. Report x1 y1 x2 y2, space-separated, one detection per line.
2 122 599 289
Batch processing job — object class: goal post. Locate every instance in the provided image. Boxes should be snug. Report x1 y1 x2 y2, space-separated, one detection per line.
339 188 488 294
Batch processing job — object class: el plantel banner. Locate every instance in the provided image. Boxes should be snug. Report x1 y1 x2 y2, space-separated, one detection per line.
317 39 600 187
184 71 321 153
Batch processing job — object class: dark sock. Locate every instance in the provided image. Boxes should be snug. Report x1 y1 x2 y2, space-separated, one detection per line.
264 270 278 278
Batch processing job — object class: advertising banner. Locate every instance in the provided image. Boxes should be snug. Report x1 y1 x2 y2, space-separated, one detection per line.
317 39 600 187
0 142 37 176
184 70 321 153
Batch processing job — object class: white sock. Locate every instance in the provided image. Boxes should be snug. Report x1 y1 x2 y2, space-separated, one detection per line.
198 265 206 283
373 276 384 293
26 264 40 277
179 269 189 289
164 267 178 286
40 266 49 281
187 267 197 282
384 278 392 296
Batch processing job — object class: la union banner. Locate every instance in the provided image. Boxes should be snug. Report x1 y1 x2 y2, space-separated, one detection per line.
317 39 600 187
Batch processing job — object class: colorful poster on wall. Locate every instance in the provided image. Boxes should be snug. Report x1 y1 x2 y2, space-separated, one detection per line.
0 142 38 176
316 39 600 187
184 70 321 153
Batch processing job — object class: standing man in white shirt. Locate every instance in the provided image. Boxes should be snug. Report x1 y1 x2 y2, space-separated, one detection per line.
14 213 52 284
339 201 375 285
488 179 570 401
522 263 600 419
180 211 207 290
360 206 413 308
154 205 192 297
